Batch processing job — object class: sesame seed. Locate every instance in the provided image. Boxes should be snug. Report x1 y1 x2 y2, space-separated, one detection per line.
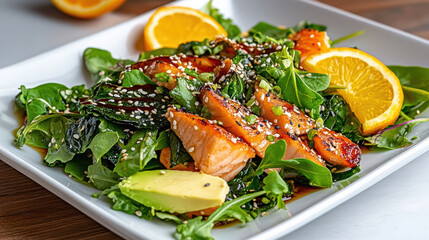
194 126 198 130
131 147 136 151
188 147 194 153
73 134 80 139
160 170 166 175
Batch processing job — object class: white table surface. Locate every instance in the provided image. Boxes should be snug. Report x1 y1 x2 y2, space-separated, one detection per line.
1 1 429 240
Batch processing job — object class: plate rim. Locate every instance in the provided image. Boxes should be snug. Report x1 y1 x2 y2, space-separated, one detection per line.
1 0 429 239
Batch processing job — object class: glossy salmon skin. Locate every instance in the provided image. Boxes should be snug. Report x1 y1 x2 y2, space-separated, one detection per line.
313 128 362 168
165 107 255 181
200 88 276 158
254 84 315 136
290 29 330 62
132 55 221 90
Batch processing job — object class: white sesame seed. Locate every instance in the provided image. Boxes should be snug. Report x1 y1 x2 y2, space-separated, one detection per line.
194 126 198 130
131 147 136 151
188 147 194 153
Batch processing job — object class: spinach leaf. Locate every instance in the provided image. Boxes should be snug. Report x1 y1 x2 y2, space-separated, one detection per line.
277 62 324 110
320 95 363 143
249 22 294 41
113 130 158 177
121 69 154 87
388 65 429 116
365 118 429 149
84 48 134 84
64 154 92 180
254 140 332 188
19 83 68 122
170 77 204 114
202 0 241 39
79 83 170 129
292 21 327 32
169 132 193 168
87 161 120 190
297 70 330 92
87 131 120 161
139 48 177 61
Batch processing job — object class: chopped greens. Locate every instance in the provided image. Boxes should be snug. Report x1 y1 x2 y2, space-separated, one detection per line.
12 5 429 240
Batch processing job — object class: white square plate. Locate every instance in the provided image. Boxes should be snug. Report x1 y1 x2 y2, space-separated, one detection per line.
1 0 429 239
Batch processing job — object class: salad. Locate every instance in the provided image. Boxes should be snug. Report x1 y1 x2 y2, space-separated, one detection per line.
13 1 429 239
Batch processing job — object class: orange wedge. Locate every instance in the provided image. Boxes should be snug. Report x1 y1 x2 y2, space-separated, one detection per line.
143 6 227 51
302 47 404 135
51 0 126 19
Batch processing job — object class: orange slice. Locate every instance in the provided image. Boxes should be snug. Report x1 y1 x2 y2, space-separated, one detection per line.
51 0 126 19
143 6 227 51
302 47 404 135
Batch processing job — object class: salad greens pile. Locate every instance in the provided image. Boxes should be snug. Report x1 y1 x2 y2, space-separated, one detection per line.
13 1 429 239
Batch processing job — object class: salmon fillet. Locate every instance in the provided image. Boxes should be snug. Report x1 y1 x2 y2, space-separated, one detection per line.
279 133 325 166
254 84 315 136
290 29 330 62
132 55 221 90
200 87 276 158
159 147 197 171
313 128 362 168
165 107 255 181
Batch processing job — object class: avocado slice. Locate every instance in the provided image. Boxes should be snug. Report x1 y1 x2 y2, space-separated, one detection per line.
118 170 229 213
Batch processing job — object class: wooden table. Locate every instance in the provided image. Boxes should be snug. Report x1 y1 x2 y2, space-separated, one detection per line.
1 0 428 239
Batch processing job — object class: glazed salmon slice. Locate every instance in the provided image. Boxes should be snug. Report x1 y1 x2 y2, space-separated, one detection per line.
254 84 315 136
132 55 221 90
313 128 362 168
165 107 255 181
279 133 325 166
290 29 330 62
159 147 197 172
200 88 276 158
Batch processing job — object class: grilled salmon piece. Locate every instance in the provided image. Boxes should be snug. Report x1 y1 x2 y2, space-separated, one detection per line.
290 29 330 62
313 128 362 168
280 133 325 166
166 107 255 181
159 147 197 171
132 55 221 90
254 84 315 136
200 88 276 158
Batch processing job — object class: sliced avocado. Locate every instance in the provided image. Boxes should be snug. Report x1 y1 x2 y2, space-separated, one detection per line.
118 170 229 213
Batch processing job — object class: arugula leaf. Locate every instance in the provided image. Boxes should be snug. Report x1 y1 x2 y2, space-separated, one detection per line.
113 130 158 177
202 0 241 39
365 118 429 149
170 77 204 113
83 48 134 84
121 70 154 87
263 171 289 209
254 140 332 187
155 212 182 224
175 191 262 240
139 48 178 61
104 186 153 220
